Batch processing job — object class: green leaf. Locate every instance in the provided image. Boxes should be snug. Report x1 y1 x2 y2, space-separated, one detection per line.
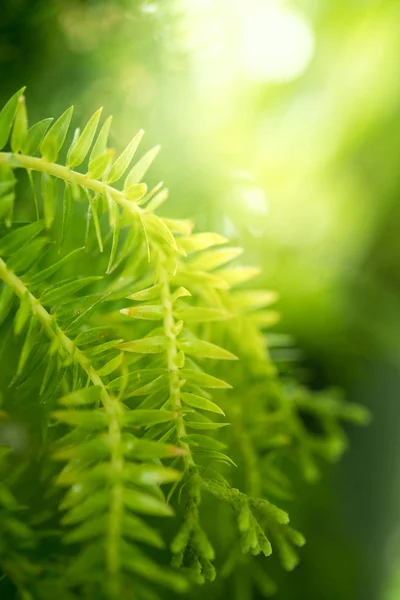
40 276 102 305
178 339 237 360
61 494 109 525
181 369 232 389
162 217 193 236
216 266 261 286
63 517 105 544
124 145 161 189
87 339 124 357
11 94 28 153
106 214 120 274
122 514 164 548
22 118 53 156
178 232 227 253
89 193 103 252
181 392 225 415
107 129 144 183
184 434 226 451
97 353 123 376
28 247 83 285
186 421 230 431
123 409 175 427
42 172 56 229
144 188 168 213
121 305 164 320
52 410 109 429
125 183 147 202
123 464 180 486
67 107 102 168
58 386 102 407
173 306 230 323
232 290 279 310
0 221 45 256
40 105 74 162
117 336 167 354
61 183 74 246
122 435 186 459
0 284 14 327
17 316 38 375
144 213 179 251
189 247 243 271
9 236 50 273
89 115 112 163
0 87 25 150
123 488 173 517
87 149 114 179
14 291 31 335
126 284 161 301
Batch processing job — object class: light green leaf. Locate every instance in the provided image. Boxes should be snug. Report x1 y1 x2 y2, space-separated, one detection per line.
171 287 191 302
126 284 161 301
0 220 45 256
67 107 102 168
181 369 231 389
97 353 123 376
117 336 167 354
162 217 193 236
28 247 83 285
89 115 112 163
124 145 160 189
144 213 179 251
22 118 53 156
122 435 187 459
107 129 144 183
106 216 120 276
42 172 56 229
124 488 173 517
123 464 180 486
58 386 102 407
88 149 114 180
14 291 31 335
11 94 28 153
40 105 74 162
184 434 226 451
189 247 243 271
232 290 279 310
121 305 164 320
40 276 102 305
0 87 25 150
52 410 109 429
125 182 147 202
178 339 237 360
123 409 175 427
178 232 227 253
61 183 73 246
144 188 168 213
186 421 230 431
181 392 225 415
216 266 261 286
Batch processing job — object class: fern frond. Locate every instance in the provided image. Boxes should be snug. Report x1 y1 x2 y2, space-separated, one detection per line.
0 88 370 599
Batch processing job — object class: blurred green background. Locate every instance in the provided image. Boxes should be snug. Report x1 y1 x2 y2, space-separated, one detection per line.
1 0 400 598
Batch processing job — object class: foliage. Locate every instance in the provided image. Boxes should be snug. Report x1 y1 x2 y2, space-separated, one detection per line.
0 89 370 600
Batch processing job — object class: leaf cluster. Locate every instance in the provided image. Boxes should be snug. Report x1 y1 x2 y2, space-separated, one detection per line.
0 90 370 600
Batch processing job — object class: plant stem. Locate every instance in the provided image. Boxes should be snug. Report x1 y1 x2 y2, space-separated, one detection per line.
158 259 194 468
0 152 140 214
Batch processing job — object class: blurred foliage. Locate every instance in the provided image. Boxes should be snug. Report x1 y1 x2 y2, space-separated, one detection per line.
1 0 400 599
